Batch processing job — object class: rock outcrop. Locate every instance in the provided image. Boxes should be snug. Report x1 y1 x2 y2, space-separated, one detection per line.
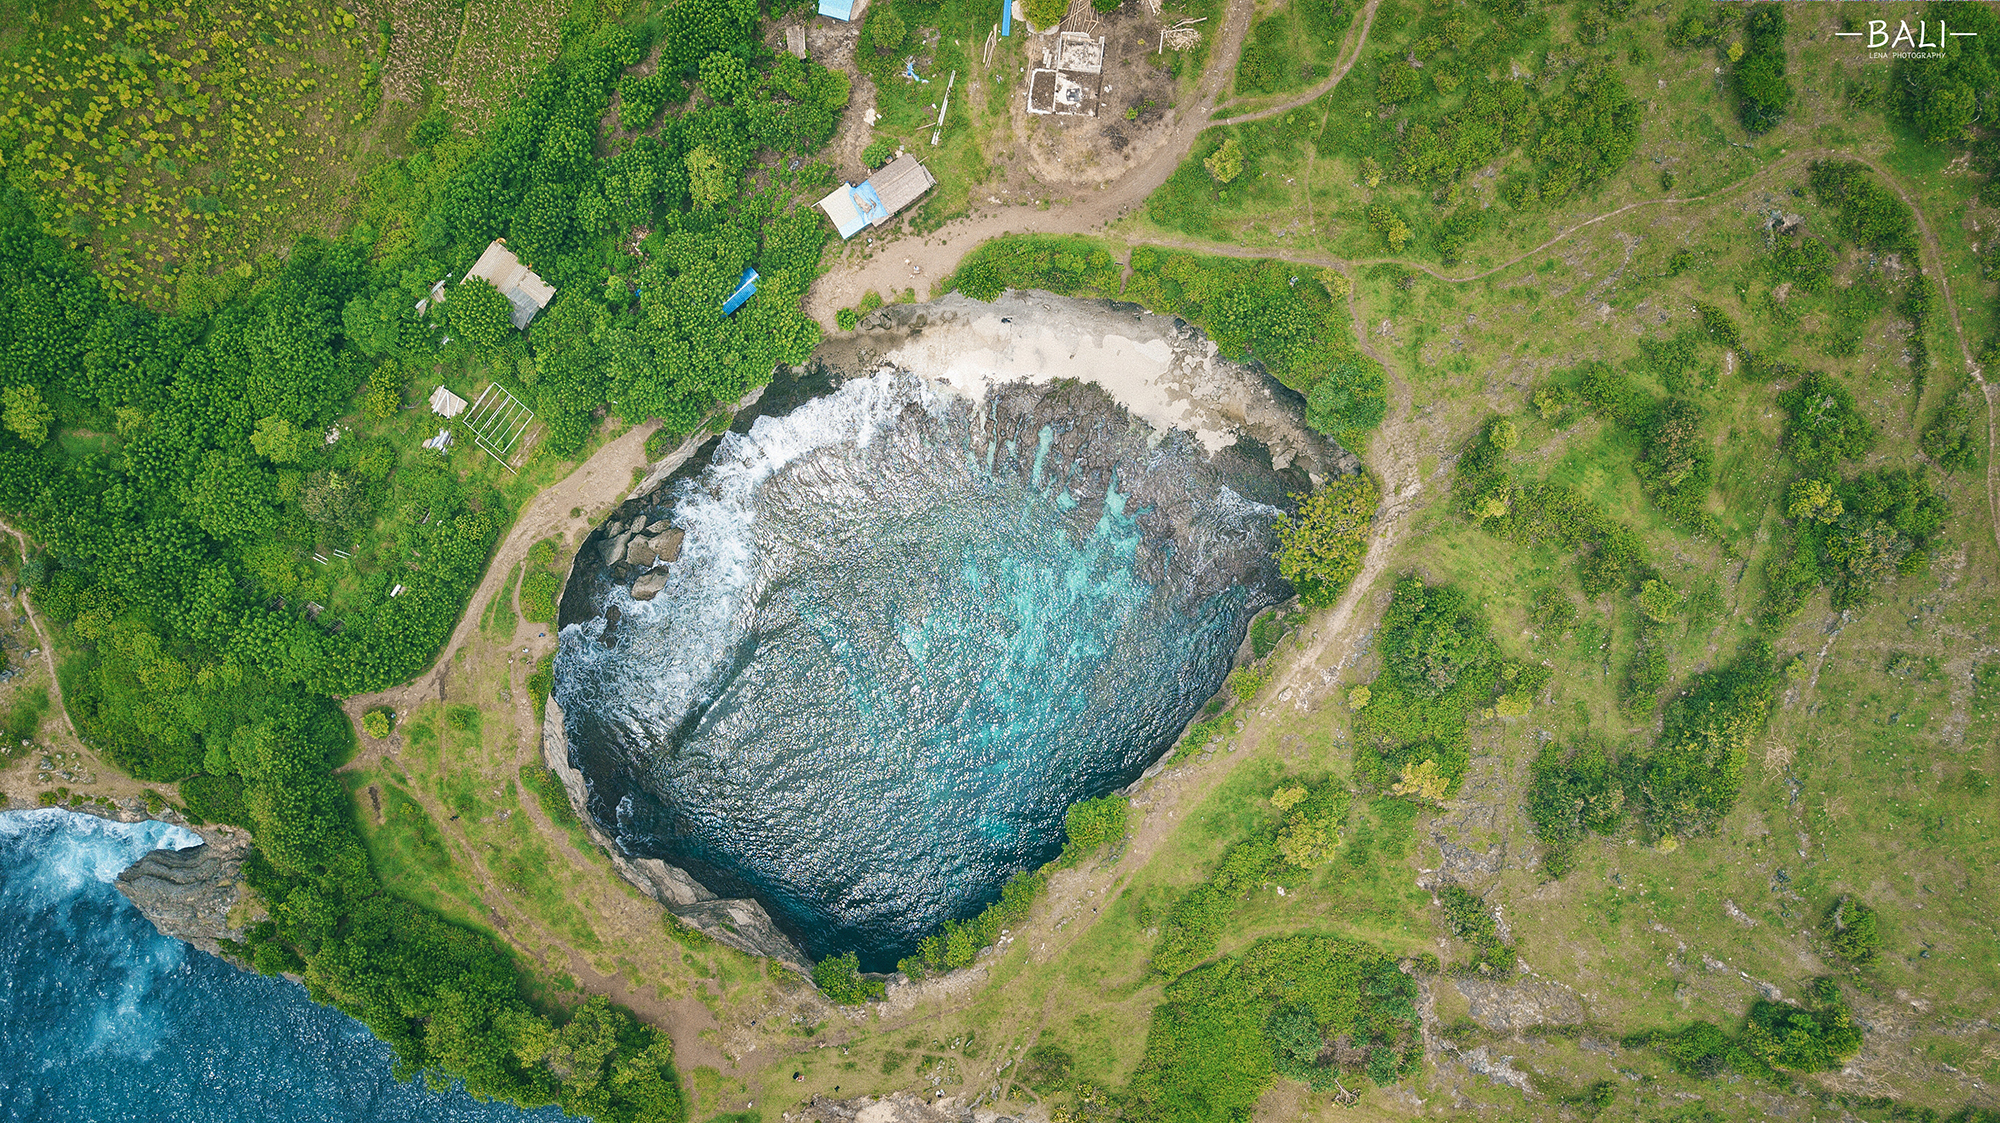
115 830 252 960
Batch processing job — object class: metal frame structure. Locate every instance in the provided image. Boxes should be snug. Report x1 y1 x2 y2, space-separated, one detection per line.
463 382 536 470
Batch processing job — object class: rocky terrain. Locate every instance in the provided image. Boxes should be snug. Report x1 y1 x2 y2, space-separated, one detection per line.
113 827 252 961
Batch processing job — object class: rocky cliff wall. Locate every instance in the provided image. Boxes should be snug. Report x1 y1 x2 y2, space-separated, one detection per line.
540 694 810 970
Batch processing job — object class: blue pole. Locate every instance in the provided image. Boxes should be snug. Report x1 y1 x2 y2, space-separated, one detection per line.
1001 0 1010 36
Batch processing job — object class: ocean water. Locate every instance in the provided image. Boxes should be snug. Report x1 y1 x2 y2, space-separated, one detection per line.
555 372 1294 969
0 808 560 1123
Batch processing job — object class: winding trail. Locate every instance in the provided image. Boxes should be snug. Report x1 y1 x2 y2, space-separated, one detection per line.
0 518 81 747
803 0 1382 322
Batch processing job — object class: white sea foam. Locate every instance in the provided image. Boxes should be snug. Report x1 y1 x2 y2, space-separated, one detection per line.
558 372 967 740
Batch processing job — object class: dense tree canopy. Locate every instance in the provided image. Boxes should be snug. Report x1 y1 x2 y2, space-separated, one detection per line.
0 0 864 1113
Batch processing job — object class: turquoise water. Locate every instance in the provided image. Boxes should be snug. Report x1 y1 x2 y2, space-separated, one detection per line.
0 809 560 1123
556 373 1293 970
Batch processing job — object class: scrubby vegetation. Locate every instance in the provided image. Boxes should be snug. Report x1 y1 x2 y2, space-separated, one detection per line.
1273 474 1378 607
1730 4 1792 134
1627 979 1862 1079
1348 576 1544 800
1526 736 1626 877
891 795 1130 981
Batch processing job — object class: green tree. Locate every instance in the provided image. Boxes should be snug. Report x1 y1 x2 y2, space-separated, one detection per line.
685 146 730 210
814 951 885 1003
342 289 406 357
1204 137 1244 184
1820 897 1882 964
697 51 752 104
450 277 514 349
1273 475 1379 608
1 385 53 446
250 416 309 464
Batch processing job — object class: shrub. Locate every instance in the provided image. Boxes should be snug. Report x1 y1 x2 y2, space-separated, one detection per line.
1731 4 1792 133
1637 579 1680 624
813 952 885 1003
1439 886 1514 972
1272 475 1377 608
1061 795 1128 858
1820 897 1882 964
1274 780 1349 868
1204 137 1245 184
1808 161 1917 255
520 569 562 626
1305 360 1389 446
1151 884 1233 975
835 307 859 331
1380 577 1493 697
1778 371 1875 471
1621 623 1672 714
1023 0 1065 29
1638 642 1779 836
1367 203 1412 252
1130 935 1419 1114
861 138 898 168
360 709 393 739
1921 396 1979 472
1213 836 1279 897
1741 995 1862 1072
1526 738 1626 877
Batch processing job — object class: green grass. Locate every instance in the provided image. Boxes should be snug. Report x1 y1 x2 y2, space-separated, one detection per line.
0 0 405 302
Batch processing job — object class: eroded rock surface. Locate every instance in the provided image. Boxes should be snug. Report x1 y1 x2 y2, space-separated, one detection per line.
115 831 251 960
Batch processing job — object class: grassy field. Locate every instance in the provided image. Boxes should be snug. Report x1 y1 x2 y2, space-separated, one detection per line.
0 0 569 305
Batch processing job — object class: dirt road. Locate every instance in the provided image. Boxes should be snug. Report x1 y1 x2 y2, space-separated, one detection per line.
803 0 1383 324
338 419 661 730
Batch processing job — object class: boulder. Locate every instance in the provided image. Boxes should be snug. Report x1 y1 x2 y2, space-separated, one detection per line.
631 571 670 600
652 528 685 563
116 834 252 961
644 520 672 535
624 537 657 568
599 532 631 566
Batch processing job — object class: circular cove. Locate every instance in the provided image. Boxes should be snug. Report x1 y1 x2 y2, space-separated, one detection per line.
552 369 1311 970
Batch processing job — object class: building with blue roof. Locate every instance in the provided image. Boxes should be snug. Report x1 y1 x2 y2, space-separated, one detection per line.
814 154 936 240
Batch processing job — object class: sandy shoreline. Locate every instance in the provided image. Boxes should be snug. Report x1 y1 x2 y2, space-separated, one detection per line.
814 290 1358 485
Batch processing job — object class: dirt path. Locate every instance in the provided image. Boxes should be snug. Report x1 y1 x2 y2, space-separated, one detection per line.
803 0 1382 324
0 518 81 747
1215 0 1382 127
338 419 660 730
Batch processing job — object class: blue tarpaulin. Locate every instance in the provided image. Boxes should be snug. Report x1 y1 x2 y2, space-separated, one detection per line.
1001 0 1010 35
818 0 856 19
721 267 758 315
